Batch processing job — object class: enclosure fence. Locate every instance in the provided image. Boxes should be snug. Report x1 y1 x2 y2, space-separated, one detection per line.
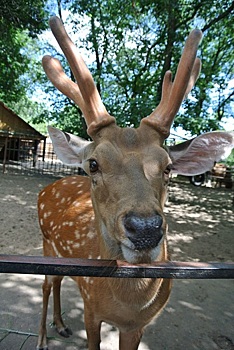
0 137 83 177
0 255 234 279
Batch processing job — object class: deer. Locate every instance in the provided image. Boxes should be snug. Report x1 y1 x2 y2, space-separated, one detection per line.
36 16 234 350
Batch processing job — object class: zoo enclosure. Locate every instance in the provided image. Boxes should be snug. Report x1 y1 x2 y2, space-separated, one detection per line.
0 135 84 177
0 101 82 177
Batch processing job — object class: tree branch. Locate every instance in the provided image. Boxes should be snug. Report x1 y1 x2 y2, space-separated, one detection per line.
202 1 234 31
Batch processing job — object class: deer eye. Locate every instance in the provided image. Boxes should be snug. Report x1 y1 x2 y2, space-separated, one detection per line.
89 159 99 173
164 165 172 176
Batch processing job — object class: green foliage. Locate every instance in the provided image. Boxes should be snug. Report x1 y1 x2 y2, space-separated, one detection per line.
0 0 48 35
0 0 48 104
0 30 29 103
48 0 233 136
33 98 89 139
1 0 233 138
12 96 48 134
226 150 234 167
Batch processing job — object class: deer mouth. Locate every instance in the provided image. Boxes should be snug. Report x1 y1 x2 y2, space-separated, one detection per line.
121 239 164 264
121 212 164 261
101 212 164 263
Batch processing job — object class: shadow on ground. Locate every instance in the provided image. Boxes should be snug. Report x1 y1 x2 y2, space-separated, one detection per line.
0 274 233 350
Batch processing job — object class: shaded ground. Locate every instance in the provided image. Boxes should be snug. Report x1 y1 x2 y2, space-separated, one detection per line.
0 173 233 350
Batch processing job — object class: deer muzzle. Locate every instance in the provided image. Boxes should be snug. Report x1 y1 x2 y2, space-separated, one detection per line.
124 213 163 251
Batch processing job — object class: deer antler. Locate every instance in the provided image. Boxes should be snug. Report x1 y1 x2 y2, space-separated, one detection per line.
141 29 202 139
42 55 86 112
42 16 115 137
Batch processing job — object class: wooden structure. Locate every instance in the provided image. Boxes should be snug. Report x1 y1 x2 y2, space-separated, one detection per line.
0 101 46 171
211 162 233 188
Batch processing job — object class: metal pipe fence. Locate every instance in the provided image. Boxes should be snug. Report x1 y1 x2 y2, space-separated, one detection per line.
0 255 234 279
0 137 83 176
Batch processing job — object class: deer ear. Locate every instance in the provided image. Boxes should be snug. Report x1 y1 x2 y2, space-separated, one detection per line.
48 126 92 168
168 131 234 176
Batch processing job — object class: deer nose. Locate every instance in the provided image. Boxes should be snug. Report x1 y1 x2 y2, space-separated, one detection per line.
124 213 163 250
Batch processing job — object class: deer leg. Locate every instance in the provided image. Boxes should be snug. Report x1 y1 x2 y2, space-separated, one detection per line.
52 276 73 337
36 275 52 350
84 305 102 350
119 328 144 350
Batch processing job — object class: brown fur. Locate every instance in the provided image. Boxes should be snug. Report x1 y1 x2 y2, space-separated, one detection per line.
37 173 172 350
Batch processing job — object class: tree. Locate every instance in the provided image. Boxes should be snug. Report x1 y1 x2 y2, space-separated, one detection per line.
31 0 234 136
174 2 234 133
0 0 49 105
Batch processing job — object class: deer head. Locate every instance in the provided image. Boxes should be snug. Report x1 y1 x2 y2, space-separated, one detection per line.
42 17 233 264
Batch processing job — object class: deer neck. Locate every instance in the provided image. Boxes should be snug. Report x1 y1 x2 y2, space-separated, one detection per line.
94 218 169 306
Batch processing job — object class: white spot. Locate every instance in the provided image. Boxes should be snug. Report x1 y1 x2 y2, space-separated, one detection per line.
75 230 80 239
43 211 52 219
73 242 80 248
68 247 73 255
51 241 61 257
87 231 95 239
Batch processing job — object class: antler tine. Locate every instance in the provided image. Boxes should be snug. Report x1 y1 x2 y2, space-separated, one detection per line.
42 55 86 112
141 29 202 139
48 16 115 136
183 57 201 99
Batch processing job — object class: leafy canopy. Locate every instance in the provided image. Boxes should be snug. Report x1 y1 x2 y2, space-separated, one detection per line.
0 0 233 137
0 0 49 104
42 0 233 136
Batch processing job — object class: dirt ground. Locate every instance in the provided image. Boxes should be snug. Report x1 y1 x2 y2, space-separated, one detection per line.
0 172 234 350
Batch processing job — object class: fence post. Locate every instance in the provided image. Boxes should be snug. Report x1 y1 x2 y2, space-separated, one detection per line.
2 133 9 174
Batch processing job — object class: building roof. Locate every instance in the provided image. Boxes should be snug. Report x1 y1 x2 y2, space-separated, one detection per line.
0 101 45 140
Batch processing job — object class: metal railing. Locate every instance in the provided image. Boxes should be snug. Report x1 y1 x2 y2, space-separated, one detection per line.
0 255 234 279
